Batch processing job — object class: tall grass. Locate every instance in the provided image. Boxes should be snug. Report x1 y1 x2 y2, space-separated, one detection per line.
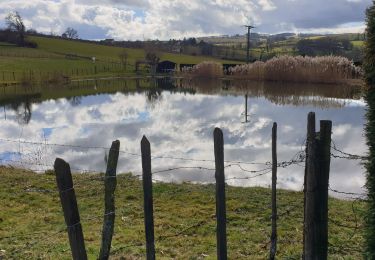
228 56 362 84
182 61 223 78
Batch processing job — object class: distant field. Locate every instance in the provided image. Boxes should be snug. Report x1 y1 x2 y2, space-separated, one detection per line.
352 40 365 47
0 36 239 84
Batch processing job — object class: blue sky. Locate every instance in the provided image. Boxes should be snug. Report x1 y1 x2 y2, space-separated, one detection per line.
0 0 372 40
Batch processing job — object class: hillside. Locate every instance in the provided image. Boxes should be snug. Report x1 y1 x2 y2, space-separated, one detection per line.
0 167 365 259
198 33 365 61
0 36 238 84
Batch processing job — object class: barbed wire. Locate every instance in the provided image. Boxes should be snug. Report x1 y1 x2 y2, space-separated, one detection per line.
4 136 366 173
330 140 368 161
0 137 270 166
157 220 209 241
225 169 273 181
328 185 367 198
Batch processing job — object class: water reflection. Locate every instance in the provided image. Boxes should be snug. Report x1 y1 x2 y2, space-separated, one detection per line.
0 79 367 198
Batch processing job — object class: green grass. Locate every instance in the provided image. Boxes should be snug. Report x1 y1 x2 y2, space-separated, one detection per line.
0 167 365 259
0 36 239 84
352 41 365 47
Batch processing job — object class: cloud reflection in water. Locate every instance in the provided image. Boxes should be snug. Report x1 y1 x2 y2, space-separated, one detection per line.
0 80 367 198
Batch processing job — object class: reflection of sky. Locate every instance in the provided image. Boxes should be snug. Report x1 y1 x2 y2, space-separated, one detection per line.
0 90 367 198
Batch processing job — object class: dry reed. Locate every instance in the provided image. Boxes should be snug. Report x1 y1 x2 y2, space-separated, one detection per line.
228 56 363 84
182 61 223 78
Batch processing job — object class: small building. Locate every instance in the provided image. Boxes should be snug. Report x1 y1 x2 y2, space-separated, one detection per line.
156 60 176 73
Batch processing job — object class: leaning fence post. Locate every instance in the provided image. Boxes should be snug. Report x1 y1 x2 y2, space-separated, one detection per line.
214 128 227 260
303 113 332 260
99 140 120 260
270 122 277 260
54 158 87 260
141 136 155 260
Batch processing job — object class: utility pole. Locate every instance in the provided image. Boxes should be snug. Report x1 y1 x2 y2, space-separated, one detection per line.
245 94 248 123
244 25 255 64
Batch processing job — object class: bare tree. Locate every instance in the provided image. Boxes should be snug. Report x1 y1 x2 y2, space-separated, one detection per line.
62 27 79 39
144 44 161 75
5 11 26 46
118 49 129 70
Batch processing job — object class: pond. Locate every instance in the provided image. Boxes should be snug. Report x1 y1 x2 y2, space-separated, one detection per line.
0 78 367 198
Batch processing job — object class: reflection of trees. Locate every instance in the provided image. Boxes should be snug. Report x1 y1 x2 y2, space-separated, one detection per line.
180 79 362 109
68 96 82 106
10 100 32 125
145 89 163 108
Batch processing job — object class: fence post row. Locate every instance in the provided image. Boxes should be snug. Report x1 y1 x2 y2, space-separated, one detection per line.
141 136 156 260
304 112 332 260
51 114 333 259
270 122 277 260
214 127 227 260
54 158 87 260
99 140 120 260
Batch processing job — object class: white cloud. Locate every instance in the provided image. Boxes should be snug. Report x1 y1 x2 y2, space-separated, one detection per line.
258 0 277 11
0 0 371 39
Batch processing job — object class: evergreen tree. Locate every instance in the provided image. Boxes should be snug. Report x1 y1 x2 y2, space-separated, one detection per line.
364 1 375 258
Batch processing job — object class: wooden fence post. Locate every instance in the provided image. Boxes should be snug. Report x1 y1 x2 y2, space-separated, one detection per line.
141 136 155 260
99 140 120 260
270 122 277 260
304 113 332 260
214 128 227 260
316 120 332 258
54 158 87 260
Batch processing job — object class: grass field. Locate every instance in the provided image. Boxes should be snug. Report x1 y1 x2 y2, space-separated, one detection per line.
0 36 238 84
352 40 365 47
0 167 365 259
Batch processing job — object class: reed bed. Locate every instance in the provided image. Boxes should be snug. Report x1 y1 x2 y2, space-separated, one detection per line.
182 61 223 78
228 56 363 84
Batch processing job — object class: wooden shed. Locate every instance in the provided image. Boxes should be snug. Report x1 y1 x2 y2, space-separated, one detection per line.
156 61 176 73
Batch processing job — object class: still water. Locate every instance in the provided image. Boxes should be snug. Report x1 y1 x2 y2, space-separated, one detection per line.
0 78 367 198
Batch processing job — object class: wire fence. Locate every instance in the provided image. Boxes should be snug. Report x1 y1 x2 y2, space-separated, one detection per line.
0 135 368 258
0 136 367 195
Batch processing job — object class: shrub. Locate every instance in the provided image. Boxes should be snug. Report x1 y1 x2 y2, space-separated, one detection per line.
24 40 38 48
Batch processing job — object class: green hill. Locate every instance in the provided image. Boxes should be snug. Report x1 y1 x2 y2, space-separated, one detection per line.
0 36 238 84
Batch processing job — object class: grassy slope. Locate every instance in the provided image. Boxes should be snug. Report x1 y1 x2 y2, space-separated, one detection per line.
200 34 364 58
0 36 237 81
0 167 365 259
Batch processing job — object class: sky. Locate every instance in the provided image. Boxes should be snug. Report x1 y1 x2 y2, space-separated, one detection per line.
0 0 372 40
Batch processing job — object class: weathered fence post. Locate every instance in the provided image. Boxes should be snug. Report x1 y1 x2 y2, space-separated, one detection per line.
316 120 332 257
99 140 120 260
141 136 155 260
214 128 227 260
304 112 332 260
54 158 87 260
270 122 277 260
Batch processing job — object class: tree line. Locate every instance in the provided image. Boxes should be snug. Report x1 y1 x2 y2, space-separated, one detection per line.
0 11 80 48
